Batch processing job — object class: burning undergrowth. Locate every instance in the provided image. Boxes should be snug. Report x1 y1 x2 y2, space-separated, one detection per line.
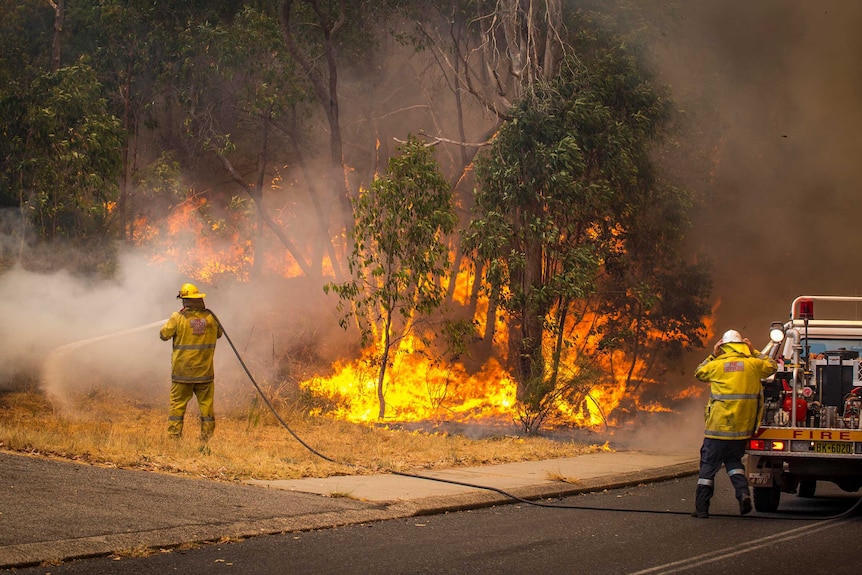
0 172 711 448
12 264 703 441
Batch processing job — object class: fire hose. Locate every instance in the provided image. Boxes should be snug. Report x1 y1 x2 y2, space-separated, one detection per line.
204 311 862 521
48 314 856 520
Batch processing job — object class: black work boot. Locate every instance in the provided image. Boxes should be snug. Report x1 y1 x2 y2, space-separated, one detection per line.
729 473 752 515
738 494 752 515
692 484 713 518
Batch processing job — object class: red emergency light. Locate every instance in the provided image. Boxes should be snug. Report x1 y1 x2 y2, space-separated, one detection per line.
748 439 787 451
798 298 815 320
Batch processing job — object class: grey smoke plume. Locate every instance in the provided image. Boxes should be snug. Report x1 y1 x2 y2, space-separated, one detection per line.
617 0 862 450
654 0 862 336
0 250 186 407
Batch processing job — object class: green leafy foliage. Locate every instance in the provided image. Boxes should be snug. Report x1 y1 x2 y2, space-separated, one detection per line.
465 13 710 428
326 135 457 418
12 59 123 240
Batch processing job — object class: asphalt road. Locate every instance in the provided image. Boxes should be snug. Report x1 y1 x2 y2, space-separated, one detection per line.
13 475 860 574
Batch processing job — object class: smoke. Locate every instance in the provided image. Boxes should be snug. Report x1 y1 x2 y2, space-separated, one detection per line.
610 400 705 455
0 238 351 416
601 0 862 451
651 0 862 334
0 248 184 407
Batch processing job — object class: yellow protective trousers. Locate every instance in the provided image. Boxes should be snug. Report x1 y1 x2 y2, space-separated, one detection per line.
168 382 215 440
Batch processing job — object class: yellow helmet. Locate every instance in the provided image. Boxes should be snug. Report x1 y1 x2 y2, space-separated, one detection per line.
177 283 206 299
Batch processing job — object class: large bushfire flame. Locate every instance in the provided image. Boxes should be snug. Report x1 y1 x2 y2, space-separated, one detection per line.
136 194 709 430
303 348 518 423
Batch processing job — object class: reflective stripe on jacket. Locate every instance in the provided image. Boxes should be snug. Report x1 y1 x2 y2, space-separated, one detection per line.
694 342 777 440
160 309 223 384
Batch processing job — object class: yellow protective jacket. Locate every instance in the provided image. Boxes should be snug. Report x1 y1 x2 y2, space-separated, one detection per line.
160 308 223 384
695 342 777 440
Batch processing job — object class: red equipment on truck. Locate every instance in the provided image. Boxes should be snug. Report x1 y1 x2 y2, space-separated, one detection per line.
746 295 862 512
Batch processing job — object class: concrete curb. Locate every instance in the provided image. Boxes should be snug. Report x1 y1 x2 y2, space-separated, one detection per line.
0 507 410 569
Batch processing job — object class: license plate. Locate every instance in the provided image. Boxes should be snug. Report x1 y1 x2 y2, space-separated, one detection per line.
813 441 854 454
748 472 772 485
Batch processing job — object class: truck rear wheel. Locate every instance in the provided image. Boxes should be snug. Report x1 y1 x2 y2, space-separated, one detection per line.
798 480 816 498
753 483 781 512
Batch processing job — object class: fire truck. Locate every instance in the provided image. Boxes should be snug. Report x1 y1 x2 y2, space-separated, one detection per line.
746 295 862 512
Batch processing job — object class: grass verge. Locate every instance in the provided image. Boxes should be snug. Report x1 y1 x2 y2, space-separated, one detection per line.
0 389 606 482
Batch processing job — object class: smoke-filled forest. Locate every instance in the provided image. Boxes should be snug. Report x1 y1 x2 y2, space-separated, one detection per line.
2 0 860 434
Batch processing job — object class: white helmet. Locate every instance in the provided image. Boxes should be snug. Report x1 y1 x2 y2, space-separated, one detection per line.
720 329 743 344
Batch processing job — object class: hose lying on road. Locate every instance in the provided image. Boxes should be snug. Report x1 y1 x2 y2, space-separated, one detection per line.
210 310 862 521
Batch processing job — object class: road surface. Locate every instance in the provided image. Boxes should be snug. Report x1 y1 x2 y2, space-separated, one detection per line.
17 474 860 574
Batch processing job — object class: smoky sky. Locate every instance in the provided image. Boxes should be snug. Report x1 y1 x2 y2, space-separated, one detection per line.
653 0 862 341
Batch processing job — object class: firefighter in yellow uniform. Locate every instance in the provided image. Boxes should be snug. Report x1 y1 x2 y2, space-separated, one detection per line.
692 329 777 518
160 283 223 442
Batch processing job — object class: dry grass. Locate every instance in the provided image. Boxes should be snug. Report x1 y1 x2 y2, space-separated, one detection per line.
0 389 605 482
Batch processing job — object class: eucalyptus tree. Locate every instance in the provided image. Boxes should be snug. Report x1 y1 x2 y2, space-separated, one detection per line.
166 6 329 278
68 0 162 242
1 0 165 246
464 13 710 430
406 0 566 121
15 60 124 241
0 0 58 210
0 0 56 75
326 136 457 420
391 0 571 354
278 0 396 252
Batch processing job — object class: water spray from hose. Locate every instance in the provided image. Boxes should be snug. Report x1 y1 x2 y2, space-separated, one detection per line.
41 319 167 407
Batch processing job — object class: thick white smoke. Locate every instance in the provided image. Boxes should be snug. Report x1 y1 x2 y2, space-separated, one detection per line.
0 250 186 408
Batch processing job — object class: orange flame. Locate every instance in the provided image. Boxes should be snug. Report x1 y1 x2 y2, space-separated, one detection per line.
300 266 677 429
133 190 707 430
302 342 517 423
136 196 260 282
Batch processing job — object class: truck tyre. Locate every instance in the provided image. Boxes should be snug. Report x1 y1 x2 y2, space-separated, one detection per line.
753 484 781 512
798 480 816 498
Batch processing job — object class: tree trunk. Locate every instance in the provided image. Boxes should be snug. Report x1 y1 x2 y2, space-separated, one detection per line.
377 309 394 420
478 274 498 362
214 132 315 279
48 0 64 71
283 115 344 281
279 0 353 270
549 301 568 387
509 238 546 400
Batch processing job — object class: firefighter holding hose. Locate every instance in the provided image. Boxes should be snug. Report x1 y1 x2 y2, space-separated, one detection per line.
160 283 223 444
692 329 777 518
